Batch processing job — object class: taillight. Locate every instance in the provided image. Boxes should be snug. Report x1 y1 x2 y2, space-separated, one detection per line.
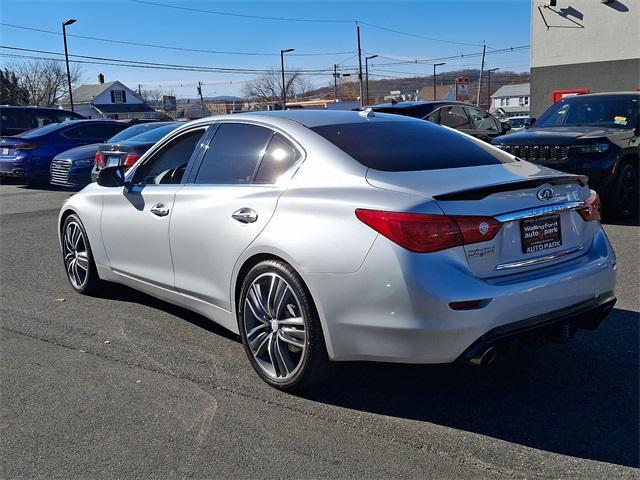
14 142 38 150
124 153 142 167
355 209 501 253
95 151 105 168
578 190 601 222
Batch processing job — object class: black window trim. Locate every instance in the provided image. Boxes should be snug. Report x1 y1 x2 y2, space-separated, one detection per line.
185 120 306 187
125 125 210 187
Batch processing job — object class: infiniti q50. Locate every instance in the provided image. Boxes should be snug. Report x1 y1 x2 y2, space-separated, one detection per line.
58 110 616 390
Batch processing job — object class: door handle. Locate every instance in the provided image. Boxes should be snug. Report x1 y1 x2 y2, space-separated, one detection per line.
232 208 258 224
150 203 170 217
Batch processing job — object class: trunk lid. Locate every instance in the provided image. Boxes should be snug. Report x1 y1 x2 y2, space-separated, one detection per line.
366 163 595 278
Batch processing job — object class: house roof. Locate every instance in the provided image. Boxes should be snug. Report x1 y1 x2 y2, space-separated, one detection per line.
418 84 455 101
491 83 530 99
61 81 117 104
93 103 156 114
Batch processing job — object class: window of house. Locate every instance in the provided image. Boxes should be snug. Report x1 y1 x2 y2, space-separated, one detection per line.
111 90 127 103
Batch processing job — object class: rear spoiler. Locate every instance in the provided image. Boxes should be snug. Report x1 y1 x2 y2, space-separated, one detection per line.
433 175 588 201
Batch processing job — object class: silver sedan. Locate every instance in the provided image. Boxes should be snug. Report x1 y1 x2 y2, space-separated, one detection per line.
58 110 617 390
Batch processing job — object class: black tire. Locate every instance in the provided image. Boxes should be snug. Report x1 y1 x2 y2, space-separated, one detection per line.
237 259 333 391
61 214 103 295
609 162 639 220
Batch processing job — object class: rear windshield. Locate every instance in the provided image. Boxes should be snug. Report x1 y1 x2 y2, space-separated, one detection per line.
123 123 179 143
21 121 76 138
107 122 171 143
311 121 514 171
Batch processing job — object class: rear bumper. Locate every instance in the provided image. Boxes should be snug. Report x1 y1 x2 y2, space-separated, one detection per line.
457 294 616 364
304 226 617 363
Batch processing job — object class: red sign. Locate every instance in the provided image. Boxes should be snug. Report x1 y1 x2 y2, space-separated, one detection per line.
552 89 589 103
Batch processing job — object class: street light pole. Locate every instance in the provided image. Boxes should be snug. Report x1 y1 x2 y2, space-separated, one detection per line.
432 62 446 101
487 67 500 111
62 19 76 111
280 48 294 110
365 54 378 106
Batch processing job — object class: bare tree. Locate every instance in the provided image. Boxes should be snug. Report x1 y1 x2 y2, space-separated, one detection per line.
10 60 82 106
242 70 315 105
139 87 174 106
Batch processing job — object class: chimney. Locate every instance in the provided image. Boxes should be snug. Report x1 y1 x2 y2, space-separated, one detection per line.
98 73 105 84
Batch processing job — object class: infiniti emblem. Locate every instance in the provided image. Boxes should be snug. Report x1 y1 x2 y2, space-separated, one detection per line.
537 187 554 201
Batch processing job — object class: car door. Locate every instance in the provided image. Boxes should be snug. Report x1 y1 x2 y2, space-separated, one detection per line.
465 106 502 141
171 122 303 311
435 105 476 137
100 126 208 288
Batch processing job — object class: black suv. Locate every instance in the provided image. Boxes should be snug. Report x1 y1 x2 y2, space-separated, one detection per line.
0 105 84 136
364 101 510 142
492 92 639 219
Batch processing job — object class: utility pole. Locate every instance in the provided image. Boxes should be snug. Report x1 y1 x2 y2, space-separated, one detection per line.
365 54 378 106
487 68 500 111
197 81 205 117
432 62 446 100
333 64 338 100
280 48 294 110
138 84 142 96
62 19 76 112
476 42 486 106
356 23 364 107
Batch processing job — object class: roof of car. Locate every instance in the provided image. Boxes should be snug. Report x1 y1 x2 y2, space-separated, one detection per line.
567 91 639 98
210 109 418 128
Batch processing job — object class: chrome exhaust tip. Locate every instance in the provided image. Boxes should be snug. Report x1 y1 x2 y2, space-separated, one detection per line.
469 346 498 367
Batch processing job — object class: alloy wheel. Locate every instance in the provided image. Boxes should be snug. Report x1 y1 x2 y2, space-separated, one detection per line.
243 272 307 380
63 221 89 289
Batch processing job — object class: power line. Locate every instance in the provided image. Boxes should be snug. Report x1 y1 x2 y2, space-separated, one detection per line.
357 21 482 47
130 0 493 48
364 46 530 67
0 22 354 57
0 51 342 77
130 0 354 23
0 45 348 74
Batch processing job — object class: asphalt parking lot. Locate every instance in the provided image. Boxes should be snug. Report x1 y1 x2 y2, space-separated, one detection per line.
1 182 638 479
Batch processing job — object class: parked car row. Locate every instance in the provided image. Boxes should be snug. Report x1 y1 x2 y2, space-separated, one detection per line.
3 93 638 221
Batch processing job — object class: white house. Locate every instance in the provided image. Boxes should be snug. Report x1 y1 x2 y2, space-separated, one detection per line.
490 83 530 118
59 79 160 120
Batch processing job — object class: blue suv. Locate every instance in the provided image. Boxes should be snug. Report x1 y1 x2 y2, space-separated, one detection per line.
0 119 127 186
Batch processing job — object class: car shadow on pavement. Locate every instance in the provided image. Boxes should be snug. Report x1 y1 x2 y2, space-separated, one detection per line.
93 283 239 342
301 307 639 468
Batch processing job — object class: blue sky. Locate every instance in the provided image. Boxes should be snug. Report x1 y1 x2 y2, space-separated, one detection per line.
0 0 532 98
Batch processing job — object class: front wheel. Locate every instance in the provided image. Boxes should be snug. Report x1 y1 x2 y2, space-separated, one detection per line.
238 260 332 391
61 214 103 295
609 162 639 220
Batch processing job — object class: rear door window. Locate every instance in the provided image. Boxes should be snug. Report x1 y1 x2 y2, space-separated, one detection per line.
311 121 514 172
194 123 273 184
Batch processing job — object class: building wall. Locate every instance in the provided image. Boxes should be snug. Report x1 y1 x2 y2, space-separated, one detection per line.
530 0 639 117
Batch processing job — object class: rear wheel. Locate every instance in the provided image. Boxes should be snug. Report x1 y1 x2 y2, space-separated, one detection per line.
238 260 332 391
61 214 103 295
609 162 638 220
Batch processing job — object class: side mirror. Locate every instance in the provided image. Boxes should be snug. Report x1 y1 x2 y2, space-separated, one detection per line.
97 165 126 187
524 117 536 128
501 122 511 134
